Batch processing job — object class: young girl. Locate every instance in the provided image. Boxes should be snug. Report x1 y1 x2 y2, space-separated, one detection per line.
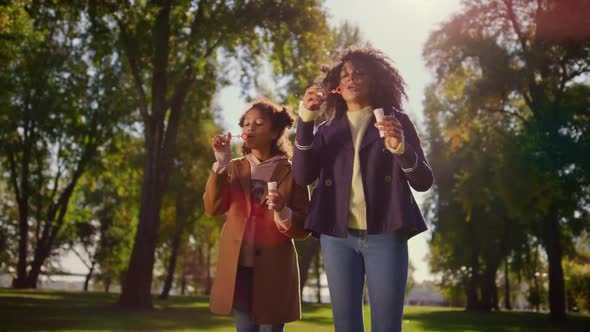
292 47 434 332
204 98 310 331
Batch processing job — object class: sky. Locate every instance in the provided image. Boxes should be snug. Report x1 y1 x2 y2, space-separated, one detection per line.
62 0 464 283
217 0 463 282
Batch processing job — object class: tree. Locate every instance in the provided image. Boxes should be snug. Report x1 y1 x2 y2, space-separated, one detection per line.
174 214 221 296
406 261 416 299
423 78 536 311
0 1 131 288
87 0 336 308
0 176 16 271
66 134 143 292
423 0 590 320
158 110 220 299
564 231 590 313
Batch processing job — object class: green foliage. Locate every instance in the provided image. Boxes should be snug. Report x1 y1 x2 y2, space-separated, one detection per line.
565 232 590 313
0 0 362 298
66 135 143 291
156 109 222 294
566 267 590 313
441 284 467 308
0 179 16 270
423 0 590 312
0 0 134 286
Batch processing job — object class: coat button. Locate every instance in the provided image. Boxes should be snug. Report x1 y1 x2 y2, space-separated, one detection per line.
255 249 261 256
325 179 333 187
384 175 392 183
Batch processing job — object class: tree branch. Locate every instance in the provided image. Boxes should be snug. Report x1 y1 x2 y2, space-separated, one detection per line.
150 0 171 125
503 0 528 52
33 144 46 244
117 19 150 124
7 149 22 207
160 70 193 187
48 138 64 205
503 109 527 123
70 245 92 270
45 110 100 257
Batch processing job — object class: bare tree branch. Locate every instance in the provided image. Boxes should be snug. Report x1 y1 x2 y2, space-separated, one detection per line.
503 0 528 52
70 245 93 270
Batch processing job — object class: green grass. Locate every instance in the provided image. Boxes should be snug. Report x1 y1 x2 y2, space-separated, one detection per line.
0 288 588 331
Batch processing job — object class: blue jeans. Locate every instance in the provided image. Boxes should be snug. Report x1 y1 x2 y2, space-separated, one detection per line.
320 229 408 332
233 307 285 332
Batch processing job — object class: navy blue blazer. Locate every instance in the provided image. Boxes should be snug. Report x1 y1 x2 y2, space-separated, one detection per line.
292 109 433 238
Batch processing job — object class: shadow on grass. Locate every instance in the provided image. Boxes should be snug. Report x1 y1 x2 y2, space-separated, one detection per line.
3 289 589 331
0 288 232 331
405 307 589 332
300 303 335 326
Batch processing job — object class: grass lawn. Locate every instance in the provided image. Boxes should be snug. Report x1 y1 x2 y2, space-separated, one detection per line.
0 288 588 331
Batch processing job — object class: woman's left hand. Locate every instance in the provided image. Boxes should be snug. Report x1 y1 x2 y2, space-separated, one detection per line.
375 115 403 149
266 190 286 212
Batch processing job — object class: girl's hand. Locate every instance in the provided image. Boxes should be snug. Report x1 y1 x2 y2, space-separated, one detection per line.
266 189 286 212
211 132 232 164
375 115 403 150
303 86 326 111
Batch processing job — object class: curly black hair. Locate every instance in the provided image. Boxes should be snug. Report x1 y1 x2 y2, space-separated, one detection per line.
239 98 295 159
317 46 408 119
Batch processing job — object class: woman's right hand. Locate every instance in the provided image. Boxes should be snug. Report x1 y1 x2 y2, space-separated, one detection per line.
303 86 326 111
211 132 232 164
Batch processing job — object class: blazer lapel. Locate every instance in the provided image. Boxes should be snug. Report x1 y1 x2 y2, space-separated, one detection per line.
329 115 354 151
360 116 381 151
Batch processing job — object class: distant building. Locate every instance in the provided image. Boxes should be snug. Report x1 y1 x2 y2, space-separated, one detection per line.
406 282 447 306
0 272 11 288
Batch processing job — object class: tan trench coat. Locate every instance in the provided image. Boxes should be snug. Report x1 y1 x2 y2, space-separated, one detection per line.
203 157 310 324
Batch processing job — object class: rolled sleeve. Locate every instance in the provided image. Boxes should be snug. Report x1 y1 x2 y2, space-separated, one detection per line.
394 113 434 192
385 133 405 155
274 206 293 232
211 161 230 174
299 101 319 123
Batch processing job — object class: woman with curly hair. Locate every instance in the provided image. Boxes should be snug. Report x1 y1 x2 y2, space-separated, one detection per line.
292 47 434 332
204 98 310 331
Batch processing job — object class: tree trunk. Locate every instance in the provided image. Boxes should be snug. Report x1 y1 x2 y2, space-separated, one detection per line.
534 274 541 312
25 240 53 288
504 256 512 310
466 251 481 310
159 227 183 300
480 266 498 312
205 241 212 295
483 257 500 311
10 146 31 289
490 268 499 311
13 209 29 289
26 180 80 289
180 261 187 296
481 275 491 311
297 238 320 291
118 159 164 308
315 250 321 304
545 215 566 321
84 261 96 292
118 0 189 309
25 262 41 289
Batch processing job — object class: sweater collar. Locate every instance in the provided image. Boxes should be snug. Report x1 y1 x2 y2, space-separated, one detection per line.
245 153 286 166
346 105 373 118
